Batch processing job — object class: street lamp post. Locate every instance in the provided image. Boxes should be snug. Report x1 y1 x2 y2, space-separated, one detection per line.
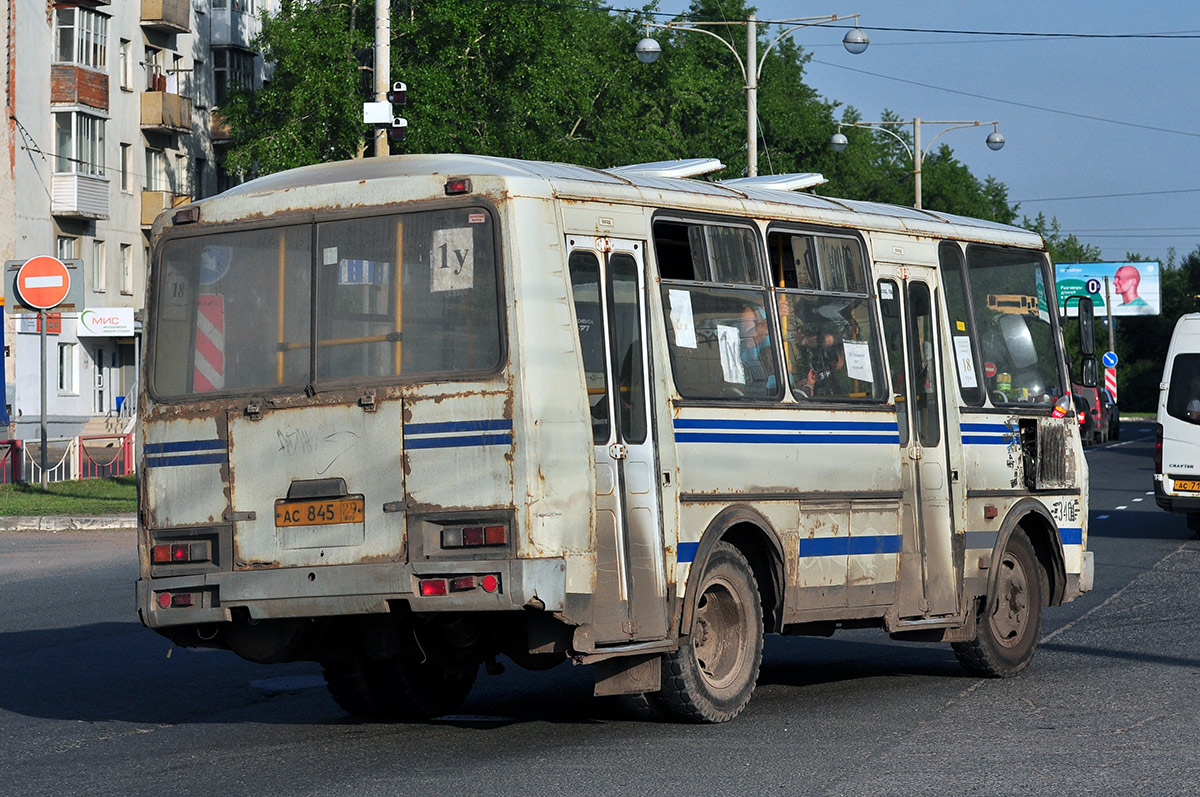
636 13 869 177
830 118 1005 209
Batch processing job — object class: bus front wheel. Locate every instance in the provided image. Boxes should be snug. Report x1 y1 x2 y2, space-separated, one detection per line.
657 542 763 723
952 529 1045 677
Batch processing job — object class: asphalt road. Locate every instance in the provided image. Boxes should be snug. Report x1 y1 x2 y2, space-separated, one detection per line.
2 420 1197 796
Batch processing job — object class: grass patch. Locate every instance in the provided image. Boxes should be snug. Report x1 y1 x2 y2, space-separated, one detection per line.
0 475 137 516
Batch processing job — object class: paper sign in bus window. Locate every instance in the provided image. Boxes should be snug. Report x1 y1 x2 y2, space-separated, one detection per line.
669 289 698 348
716 324 746 384
431 227 474 292
843 339 874 383
953 335 979 388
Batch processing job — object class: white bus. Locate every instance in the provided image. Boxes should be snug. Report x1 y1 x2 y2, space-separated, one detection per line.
137 155 1096 723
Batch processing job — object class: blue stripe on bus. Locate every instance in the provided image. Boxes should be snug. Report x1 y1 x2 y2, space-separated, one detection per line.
144 439 226 455
675 419 899 432
678 542 699 563
405 419 513 436
405 433 514 450
960 435 1014 445
1059 527 1083 545
675 432 900 445
144 452 228 467
959 423 1011 433
799 535 903 558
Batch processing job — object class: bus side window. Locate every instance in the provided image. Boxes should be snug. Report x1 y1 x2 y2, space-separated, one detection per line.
568 250 611 444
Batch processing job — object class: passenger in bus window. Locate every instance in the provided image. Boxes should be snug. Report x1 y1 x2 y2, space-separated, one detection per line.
814 335 852 397
738 304 776 395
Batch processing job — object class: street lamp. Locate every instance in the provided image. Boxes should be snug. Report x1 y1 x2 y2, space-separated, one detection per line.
636 13 869 177
830 118 1005 209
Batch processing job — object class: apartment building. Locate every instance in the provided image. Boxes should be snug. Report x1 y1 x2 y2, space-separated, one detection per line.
1 0 272 439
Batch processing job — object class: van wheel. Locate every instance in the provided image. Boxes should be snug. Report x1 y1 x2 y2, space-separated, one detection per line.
321 658 379 717
952 530 1045 677
657 542 763 723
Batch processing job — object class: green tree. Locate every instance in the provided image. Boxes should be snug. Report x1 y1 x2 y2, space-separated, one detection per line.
1022 213 1102 265
220 0 1020 224
222 0 372 175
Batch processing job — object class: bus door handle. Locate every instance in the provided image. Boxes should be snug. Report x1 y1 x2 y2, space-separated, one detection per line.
609 443 628 460
908 446 923 461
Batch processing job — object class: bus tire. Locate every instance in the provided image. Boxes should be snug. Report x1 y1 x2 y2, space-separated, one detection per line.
321 658 381 718
657 542 763 723
368 655 478 720
952 530 1045 677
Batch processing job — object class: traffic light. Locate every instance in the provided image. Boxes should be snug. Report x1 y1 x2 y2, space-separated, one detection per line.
386 81 407 106
388 117 408 142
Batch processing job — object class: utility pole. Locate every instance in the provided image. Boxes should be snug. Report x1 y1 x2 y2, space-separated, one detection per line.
373 0 390 157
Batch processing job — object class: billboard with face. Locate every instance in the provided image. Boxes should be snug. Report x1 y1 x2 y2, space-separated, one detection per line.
1056 261 1161 317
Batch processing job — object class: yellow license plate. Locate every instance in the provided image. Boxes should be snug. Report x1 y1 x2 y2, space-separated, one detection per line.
1174 480 1200 492
274 496 365 527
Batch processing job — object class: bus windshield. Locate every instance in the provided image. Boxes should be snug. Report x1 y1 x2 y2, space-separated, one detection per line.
149 207 503 399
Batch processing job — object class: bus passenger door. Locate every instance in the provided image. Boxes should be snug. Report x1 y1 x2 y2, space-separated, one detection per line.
882 272 958 619
567 236 668 643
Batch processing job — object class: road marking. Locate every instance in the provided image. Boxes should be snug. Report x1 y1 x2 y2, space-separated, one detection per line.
1097 515 1109 519
1133 498 1144 502
1116 505 1128 510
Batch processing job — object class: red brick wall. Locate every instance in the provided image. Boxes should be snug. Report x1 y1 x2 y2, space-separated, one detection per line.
50 64 108 111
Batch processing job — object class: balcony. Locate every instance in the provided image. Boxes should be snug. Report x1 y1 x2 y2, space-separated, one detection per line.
141 0 190 33
142 190 192 227
52 173 110 219
141 91 192 134
211 109 232 142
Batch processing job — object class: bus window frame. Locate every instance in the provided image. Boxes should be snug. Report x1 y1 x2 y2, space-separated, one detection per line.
937 240 986 408
145 198 509 404
960 242 1069 413
765 222 889 407
651 211 785 403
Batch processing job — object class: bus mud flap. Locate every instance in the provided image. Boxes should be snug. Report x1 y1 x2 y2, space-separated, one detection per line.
592 654 662 697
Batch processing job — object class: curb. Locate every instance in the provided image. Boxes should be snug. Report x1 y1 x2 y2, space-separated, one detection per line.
0 514 136 532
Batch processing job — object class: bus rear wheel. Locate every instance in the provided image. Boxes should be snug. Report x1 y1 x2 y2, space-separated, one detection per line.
657 542 763 723
952 529 1045 677
321 655 477 720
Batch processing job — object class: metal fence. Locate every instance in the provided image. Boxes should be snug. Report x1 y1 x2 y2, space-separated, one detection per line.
1 433 135 484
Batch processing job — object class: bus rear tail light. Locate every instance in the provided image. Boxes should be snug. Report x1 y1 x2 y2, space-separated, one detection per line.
441 524 508 549
156 591 196 608
151 542 208 564
419 575 501 596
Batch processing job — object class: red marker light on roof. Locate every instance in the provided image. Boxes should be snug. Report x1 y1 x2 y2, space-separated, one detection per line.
444 177 472 196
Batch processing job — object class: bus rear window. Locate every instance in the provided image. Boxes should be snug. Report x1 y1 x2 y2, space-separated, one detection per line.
150 207 502 398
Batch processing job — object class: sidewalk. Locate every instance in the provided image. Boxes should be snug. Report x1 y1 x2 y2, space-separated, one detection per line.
0 514 136 532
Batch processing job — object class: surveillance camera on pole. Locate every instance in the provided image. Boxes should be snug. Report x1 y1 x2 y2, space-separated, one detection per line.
362 80 408 149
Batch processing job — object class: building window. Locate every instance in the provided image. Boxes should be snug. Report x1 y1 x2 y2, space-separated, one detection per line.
145 149 167 191
120 143 133 192
58 342 77 393
54 111 106 176
55 8 108 70
122 245 135 295
213 48 255 105
119 39 133 89
57 236 78 261
93 239 106 292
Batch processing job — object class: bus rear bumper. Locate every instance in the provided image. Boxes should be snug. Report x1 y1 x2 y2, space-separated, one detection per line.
137 557 567 629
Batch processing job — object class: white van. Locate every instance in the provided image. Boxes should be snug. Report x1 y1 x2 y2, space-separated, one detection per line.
1155 313 1200 534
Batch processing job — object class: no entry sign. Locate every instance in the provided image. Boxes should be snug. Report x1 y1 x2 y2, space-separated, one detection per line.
15 256 71 310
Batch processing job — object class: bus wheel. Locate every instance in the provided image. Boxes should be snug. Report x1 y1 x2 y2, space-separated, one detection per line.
321 658 381 718
657 542 763 723
952 530 1045 677
321 655 477 720
368 655 478 720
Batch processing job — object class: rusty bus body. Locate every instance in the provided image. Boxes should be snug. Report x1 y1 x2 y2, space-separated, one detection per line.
136 155 1094 722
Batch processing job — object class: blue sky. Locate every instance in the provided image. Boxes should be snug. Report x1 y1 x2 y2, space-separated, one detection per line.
648 1 1200 263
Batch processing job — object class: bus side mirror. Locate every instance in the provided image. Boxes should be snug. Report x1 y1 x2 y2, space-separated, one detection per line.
1080 356 1098 388
1077 296 1095 356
